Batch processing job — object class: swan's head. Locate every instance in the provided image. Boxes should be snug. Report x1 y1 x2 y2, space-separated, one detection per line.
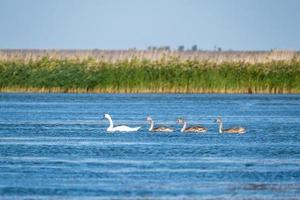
176 118 185 124
103 113 111 119
146 115 152 122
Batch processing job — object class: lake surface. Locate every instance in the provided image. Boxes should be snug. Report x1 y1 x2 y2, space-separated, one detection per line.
0 93 299 199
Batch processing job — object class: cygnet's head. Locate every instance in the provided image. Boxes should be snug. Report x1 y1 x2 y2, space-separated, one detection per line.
214 117 222 124
176 118 185 124
146 115 152 121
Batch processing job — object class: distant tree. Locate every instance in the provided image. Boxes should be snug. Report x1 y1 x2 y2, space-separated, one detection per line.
213 45 217 51
147 46 171 51
128 47 137 51
213 45 222 52
156 46 171 51
191 45 198 52
178 45 185 51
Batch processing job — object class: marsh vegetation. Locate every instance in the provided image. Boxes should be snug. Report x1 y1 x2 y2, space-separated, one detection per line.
0 50 299 93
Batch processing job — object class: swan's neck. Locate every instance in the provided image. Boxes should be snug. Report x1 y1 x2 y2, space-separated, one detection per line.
107 116 114 129
149 120 154 131
181 121 187 132
218 122 223 133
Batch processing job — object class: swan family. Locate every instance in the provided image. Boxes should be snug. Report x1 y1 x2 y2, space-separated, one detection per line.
103 113 246 134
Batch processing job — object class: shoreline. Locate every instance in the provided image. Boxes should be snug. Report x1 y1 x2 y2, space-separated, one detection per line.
1 87 299 94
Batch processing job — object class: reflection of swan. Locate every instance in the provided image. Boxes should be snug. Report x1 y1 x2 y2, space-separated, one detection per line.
215 117 245 134
146 116 173 132
177 118 207 133
103 114 140 132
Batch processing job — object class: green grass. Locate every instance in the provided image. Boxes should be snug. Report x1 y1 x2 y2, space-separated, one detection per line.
0 56 300 93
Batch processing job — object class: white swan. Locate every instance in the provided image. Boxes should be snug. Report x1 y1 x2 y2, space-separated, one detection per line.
103 114 140 132
215 117 246 134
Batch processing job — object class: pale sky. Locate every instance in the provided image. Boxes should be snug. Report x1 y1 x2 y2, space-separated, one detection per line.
0 0 299 50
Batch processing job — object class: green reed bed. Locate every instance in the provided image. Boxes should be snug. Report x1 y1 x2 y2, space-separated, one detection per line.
0 57 300 93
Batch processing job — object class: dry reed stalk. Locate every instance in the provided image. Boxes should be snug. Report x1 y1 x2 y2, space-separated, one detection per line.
1 49 299 64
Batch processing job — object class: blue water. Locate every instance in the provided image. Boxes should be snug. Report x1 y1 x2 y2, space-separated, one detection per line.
0 93 300 199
